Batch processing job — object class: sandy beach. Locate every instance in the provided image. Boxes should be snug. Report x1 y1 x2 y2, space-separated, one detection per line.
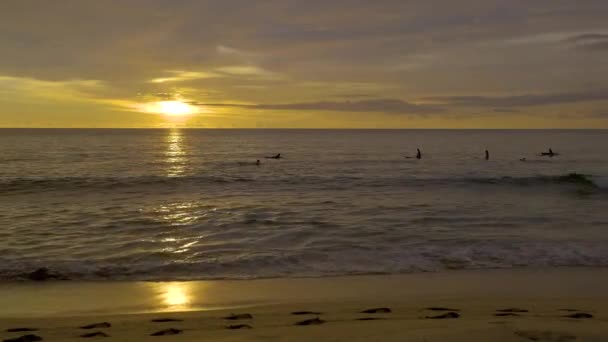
1 268 607 341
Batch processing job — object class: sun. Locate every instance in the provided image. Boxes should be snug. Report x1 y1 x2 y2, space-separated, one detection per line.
157 101 197 116
139 100 198 116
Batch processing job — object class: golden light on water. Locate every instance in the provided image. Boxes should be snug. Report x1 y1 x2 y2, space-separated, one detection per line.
156 282 192 310
165 129 186 177
149 281 211 312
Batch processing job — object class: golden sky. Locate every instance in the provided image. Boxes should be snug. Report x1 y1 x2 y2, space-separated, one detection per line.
1 0 607 128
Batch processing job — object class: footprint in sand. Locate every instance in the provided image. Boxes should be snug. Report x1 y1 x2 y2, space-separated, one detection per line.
360 308 391 314
564 312 593 319
150 318 183 322
79 322 111 330
3 334 43 342
150 328 182 336
494 313 521 317
356 317 385 321
425 307 460 312
224 313 253 320
80 331 109 338
226 324 253 330
496 308 529 313
515 330 576 341
425 312 460 319
294 318 325 326
291 311 322 315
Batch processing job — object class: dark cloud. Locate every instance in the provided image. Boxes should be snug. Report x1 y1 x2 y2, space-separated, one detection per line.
580 41 608 51
196 89 608 115
566 33 608 43
2 1 608 80
426 90 608 107
196 98 443 115
584 110 608 118
329 93 375 99
564 33 608 51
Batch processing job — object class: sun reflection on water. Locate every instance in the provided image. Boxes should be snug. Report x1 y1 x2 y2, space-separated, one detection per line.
156 202 199 226
162 282 191 309
165 129 186 177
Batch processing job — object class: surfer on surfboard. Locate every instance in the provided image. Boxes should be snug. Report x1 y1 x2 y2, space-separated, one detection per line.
540 148 558 157
405 148 422 159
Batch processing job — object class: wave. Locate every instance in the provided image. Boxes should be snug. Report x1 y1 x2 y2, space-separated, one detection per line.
0 175 256 194
1 173 604 194
2 240 608 281
469 173 601 187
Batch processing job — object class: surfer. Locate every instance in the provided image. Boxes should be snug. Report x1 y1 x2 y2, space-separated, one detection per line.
485 150 489 160
256 159 261 166
265 153 282 159
520 157 527 162
541 148 556 157
416 148 422 160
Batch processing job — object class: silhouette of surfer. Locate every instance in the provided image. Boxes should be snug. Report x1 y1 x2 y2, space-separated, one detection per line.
485 150 490 160
265 153 282 159
541 148 557 157
416 148 422 160
256 159 261 166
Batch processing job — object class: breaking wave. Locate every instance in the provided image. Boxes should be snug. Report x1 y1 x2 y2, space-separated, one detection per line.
1 173 604 194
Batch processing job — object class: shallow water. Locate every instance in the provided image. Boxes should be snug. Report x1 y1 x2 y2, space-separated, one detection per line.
1 129 607 280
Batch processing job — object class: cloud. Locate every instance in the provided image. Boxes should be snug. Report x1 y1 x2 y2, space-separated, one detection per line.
0 75 103 101
215 65 281 79
195 98 442 115
426 90 608 108
148 64 282 84
330 93 375 99
499 31 608 52
566 33 608 43
149 70 217 83
394 54 436 71
493 108 520 113
586 111 608 119
564 33 608 51
217 45 246 56
298 81 388 92
2 1 608 127
216 45 264 62
502 32 576 45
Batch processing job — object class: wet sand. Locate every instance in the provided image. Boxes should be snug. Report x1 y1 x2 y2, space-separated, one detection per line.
1 268 607 341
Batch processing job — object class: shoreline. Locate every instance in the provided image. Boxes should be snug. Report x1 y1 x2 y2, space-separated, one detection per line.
1 267 606 318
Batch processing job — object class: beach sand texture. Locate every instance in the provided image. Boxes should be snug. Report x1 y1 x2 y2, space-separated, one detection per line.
2 269 606 341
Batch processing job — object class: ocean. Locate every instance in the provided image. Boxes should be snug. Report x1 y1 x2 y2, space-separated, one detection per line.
1 129 607 281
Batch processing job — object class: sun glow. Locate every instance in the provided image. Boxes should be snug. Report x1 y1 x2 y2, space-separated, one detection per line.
162 283 190 307
139 100 198 116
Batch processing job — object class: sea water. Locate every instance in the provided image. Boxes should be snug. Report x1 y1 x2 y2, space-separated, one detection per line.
1 129 607 280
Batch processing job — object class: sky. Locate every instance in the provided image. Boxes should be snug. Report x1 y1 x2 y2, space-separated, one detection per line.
1 0 607 128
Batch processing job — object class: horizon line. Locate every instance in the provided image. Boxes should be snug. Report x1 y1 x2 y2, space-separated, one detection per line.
1 127 607 130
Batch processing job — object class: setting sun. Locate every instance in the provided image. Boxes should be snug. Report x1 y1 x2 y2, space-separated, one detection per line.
159 101 196 116
139 100 198 116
